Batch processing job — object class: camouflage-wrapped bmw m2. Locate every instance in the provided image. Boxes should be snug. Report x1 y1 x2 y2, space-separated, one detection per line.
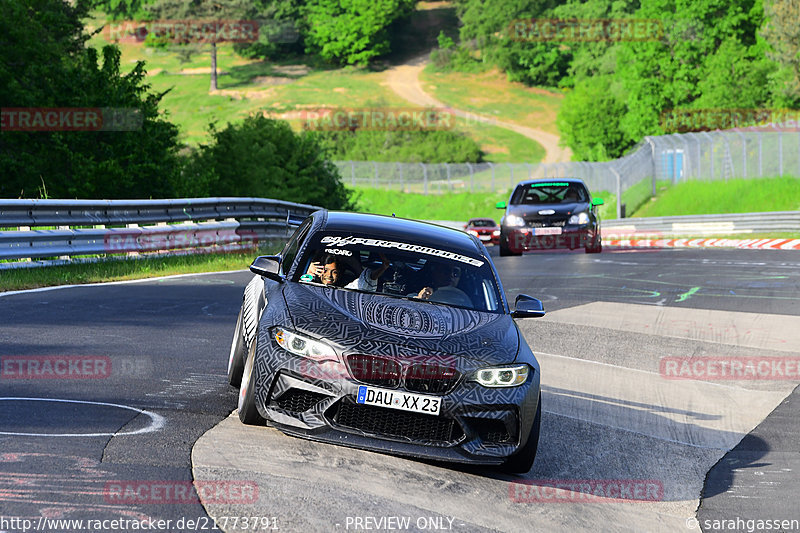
227 211 545 472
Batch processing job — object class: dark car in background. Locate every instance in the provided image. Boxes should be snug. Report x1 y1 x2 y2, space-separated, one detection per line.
496 178 604 255
227 210 545 472
464 217 500 246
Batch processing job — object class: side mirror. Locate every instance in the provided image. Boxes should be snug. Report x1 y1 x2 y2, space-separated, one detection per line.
591 198 604 206
496 201 507 209
250 255 284 282
512 294 545 318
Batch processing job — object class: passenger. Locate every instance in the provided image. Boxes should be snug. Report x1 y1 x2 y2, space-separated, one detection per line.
305 255 344 285
305 253 390 290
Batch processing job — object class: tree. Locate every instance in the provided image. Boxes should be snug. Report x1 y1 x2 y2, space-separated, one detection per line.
302 0 415 65
618 0 775 141
91 0 157 20
761 0 800 106
557 76 630 160
145 0 261 91
183 116 355 210
0 0 183 199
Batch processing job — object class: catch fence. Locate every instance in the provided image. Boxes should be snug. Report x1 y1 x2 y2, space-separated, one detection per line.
334 130 800 218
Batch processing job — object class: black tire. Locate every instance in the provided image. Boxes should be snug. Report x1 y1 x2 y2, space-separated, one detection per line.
585 235 602 254
499 239 521 257
501 393 541 474
227 308 246 387
238 332 265 425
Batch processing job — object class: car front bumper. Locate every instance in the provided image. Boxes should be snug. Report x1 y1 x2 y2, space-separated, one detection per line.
502 226 596 252
251 346 541 465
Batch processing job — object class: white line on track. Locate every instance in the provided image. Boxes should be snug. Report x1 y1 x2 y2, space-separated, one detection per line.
0 269 248 299
0 397 165 437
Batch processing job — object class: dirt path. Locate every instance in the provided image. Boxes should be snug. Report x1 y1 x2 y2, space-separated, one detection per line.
384 55 572 164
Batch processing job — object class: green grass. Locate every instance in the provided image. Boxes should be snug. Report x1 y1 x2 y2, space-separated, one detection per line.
0 247 279 292
146 67 406 145
632 177 800 218
420 67 564 136
459 121 545 163
86 15 414 145
352 188 509 221
622 179 670 217
84 10 549 158
350 187 616 222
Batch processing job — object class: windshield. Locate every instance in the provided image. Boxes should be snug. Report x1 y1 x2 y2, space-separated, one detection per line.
468 219 496 228
294 232 503 313
511 182 588 205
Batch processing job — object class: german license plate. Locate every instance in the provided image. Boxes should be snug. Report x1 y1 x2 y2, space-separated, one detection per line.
533 227 562 236
479 235 491 241
356 385 441 415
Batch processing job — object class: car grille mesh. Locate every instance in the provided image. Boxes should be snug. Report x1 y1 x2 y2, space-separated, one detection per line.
273 389 328 413
527 218 567 228
405 363 460 394
331 401 463 443
473 419 512 444
346 355 460 394
346 354 402 388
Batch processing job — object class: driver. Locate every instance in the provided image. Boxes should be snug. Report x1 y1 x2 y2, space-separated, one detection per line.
564 187 581 202
415 263 472 307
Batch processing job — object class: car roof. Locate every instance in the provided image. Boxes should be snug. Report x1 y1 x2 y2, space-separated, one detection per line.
317 211 483 257
468 217 496 223
515 177 588 188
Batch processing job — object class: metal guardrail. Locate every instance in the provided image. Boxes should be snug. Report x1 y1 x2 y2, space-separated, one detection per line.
432 212 799 238
0 198 319 265
602 211 800 236
2 197 794 267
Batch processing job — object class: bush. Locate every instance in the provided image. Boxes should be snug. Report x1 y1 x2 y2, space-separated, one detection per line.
430 31 485 72
556 76 631 161
181 116 355 210
313 129 483 163
0 0 183 199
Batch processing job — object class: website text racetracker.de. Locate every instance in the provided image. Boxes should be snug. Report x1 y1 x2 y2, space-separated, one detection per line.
0 516 279 532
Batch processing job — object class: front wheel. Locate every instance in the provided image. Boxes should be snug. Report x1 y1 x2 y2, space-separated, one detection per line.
238 332 265 425
499 238 521 257
227 308 246 387
500 393 541 474
585 234 602 254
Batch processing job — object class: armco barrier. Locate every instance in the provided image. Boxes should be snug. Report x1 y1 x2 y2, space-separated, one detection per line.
603 237 800 250
0 198 319 265
602 211 800 236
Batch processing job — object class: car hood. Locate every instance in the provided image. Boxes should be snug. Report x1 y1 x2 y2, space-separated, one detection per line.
506 202 587 218
282 283 520 365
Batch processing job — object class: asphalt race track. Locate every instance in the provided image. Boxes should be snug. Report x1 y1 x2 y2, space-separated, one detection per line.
1 248 798 533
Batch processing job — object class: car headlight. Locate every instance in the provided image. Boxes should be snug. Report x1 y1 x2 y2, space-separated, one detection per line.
273 327 337 362
468 229 479 237
568 212 590 225
504 215 525 227
471 365 530 387
492 230 501 236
